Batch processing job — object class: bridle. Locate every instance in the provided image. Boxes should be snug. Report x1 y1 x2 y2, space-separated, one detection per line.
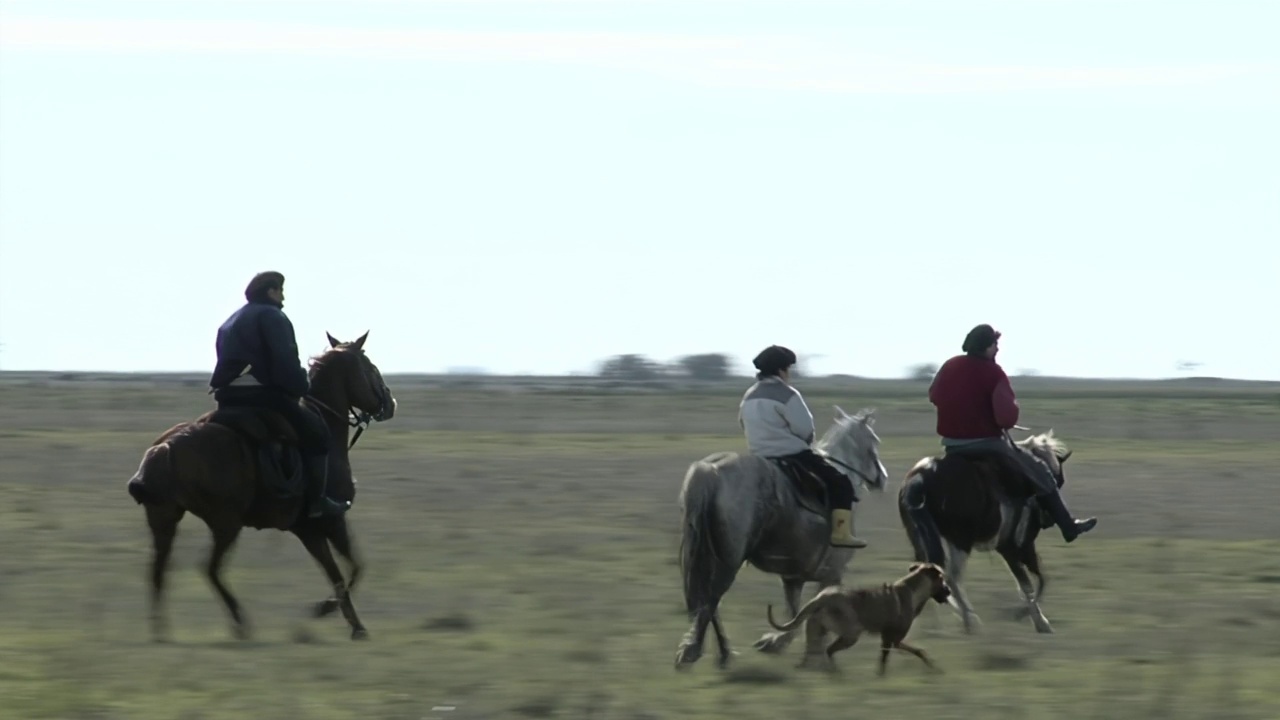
306 396 378 450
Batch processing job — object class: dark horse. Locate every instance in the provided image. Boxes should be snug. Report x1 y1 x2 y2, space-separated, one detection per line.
126 331 395 641
898 431 1072 635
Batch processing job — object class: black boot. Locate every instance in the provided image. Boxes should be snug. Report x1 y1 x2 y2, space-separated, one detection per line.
1038 491 1096 543
304 454 350 518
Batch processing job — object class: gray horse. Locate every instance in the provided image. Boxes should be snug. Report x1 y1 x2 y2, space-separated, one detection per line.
674 406 889 670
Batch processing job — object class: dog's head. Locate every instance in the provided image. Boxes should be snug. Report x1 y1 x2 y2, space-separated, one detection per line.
908 562 952 604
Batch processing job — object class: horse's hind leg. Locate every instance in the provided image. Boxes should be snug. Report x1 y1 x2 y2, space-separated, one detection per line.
754 577 805 654
145 504 184 642
204 522 250 639
710 613 736 668
297 529 367 640
943 542 981 634
312 520 361 619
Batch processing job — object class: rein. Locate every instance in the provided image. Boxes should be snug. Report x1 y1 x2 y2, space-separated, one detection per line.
819 452 879 490
306 396 374 450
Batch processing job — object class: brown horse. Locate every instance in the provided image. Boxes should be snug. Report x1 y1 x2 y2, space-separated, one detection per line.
126 331 396 641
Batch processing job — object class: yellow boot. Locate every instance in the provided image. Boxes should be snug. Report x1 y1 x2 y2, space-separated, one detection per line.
829 508 868 549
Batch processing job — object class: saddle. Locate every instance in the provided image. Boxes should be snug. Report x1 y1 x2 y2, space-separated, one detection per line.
769 457 831 516
197 406 305 501
931 452 1052 530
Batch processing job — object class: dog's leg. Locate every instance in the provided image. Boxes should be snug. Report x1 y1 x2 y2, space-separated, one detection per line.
824 632 860 672
944 541 981 634
754 577 805 654
894 639 941 673
877 635 893 676
796 616 831 670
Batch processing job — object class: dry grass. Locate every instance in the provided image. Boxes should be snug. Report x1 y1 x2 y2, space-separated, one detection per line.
0 374 1278 719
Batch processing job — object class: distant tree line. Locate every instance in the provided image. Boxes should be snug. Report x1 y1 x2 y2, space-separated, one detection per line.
595 354 1039 382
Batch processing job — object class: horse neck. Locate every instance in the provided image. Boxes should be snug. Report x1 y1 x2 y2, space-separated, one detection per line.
816 431 856 464
308 372 352 456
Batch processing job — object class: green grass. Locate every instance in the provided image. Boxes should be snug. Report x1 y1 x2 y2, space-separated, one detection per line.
1 377 1279 719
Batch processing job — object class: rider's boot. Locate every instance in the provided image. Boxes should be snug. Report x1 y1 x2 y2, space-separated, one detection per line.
1038 490 1096 543
304 454 350 518
829 508 868 549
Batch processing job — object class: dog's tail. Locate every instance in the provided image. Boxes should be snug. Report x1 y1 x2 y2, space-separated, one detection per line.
766 587 841 632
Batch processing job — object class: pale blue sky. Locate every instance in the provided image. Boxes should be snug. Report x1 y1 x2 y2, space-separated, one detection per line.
1 0 1276 379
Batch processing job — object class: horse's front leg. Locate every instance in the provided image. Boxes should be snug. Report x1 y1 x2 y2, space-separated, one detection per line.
753 577 806 654
1000 546 1053 633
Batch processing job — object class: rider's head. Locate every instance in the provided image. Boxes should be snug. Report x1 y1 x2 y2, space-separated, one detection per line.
962 324 1001 360
752 345 798 381
245 271 286 307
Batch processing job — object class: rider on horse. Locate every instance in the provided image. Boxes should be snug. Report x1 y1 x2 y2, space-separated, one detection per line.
207 271 349 519
929 324 1097 543
738 345 868 549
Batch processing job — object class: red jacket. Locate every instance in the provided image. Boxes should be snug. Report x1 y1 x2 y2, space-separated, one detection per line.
928 355 1019 439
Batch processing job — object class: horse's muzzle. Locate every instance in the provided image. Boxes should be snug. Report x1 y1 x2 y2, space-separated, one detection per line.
372 386 396 422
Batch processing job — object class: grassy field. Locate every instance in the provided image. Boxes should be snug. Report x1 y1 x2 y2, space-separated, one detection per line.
1 373 1278 719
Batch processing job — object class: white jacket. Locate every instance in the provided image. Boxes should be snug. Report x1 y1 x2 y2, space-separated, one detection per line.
738 376 815 457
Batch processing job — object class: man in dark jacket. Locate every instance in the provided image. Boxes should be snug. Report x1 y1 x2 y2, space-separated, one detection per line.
928 324 1096 543
208 271 349 518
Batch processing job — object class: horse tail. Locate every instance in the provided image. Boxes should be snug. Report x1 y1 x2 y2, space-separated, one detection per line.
677 459 739 619
127 440 176 507
899 465 947 567
766 586 840 632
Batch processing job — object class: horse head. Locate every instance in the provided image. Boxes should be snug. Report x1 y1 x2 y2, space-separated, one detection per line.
309 331 397 424
1016 429 1071 490
815 405 889 494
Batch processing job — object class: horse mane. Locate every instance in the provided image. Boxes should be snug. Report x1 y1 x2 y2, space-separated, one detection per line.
1016 430 1070 472
814 406 876 453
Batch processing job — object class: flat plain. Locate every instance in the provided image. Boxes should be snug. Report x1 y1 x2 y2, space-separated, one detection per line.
1 372 1278 720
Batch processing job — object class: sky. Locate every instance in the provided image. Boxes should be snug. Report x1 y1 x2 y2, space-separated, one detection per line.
0 0 1276 380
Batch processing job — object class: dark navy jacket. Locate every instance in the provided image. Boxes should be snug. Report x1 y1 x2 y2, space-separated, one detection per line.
208 300 310 398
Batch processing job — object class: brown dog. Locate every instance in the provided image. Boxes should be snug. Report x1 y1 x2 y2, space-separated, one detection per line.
766 562 952 674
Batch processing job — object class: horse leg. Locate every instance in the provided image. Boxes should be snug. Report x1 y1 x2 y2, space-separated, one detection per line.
311 519 361 619
998 547 1052 633
296 528 368 640
145 504 184 642
943 541 981 634
204 523 250 639
753 577 805 654
710 613 737 669
1014 545 1053 633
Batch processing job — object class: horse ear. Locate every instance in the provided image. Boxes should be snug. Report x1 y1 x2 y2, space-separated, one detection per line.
862 407 877 425
1059 449 1073 464
326 332 341 348
352 331 369 351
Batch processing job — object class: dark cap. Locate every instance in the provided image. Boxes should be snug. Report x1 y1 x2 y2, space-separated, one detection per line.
961 324 1001 354
245 271 285 302
752 345 798 374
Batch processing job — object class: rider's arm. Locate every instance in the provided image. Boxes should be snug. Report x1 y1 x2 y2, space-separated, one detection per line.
781 394 816 445
261 310 311 398
992 374 1020 429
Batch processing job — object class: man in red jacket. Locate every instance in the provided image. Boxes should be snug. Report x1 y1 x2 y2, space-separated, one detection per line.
928 324 1097 543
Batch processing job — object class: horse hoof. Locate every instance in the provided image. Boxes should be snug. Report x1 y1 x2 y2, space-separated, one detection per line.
716 649 737 670
232 624 252 641
351 627 370 641
752 632 793 655
796 656 831 672
1034 623 1055 635
674 644 702 669
313 600 340 618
